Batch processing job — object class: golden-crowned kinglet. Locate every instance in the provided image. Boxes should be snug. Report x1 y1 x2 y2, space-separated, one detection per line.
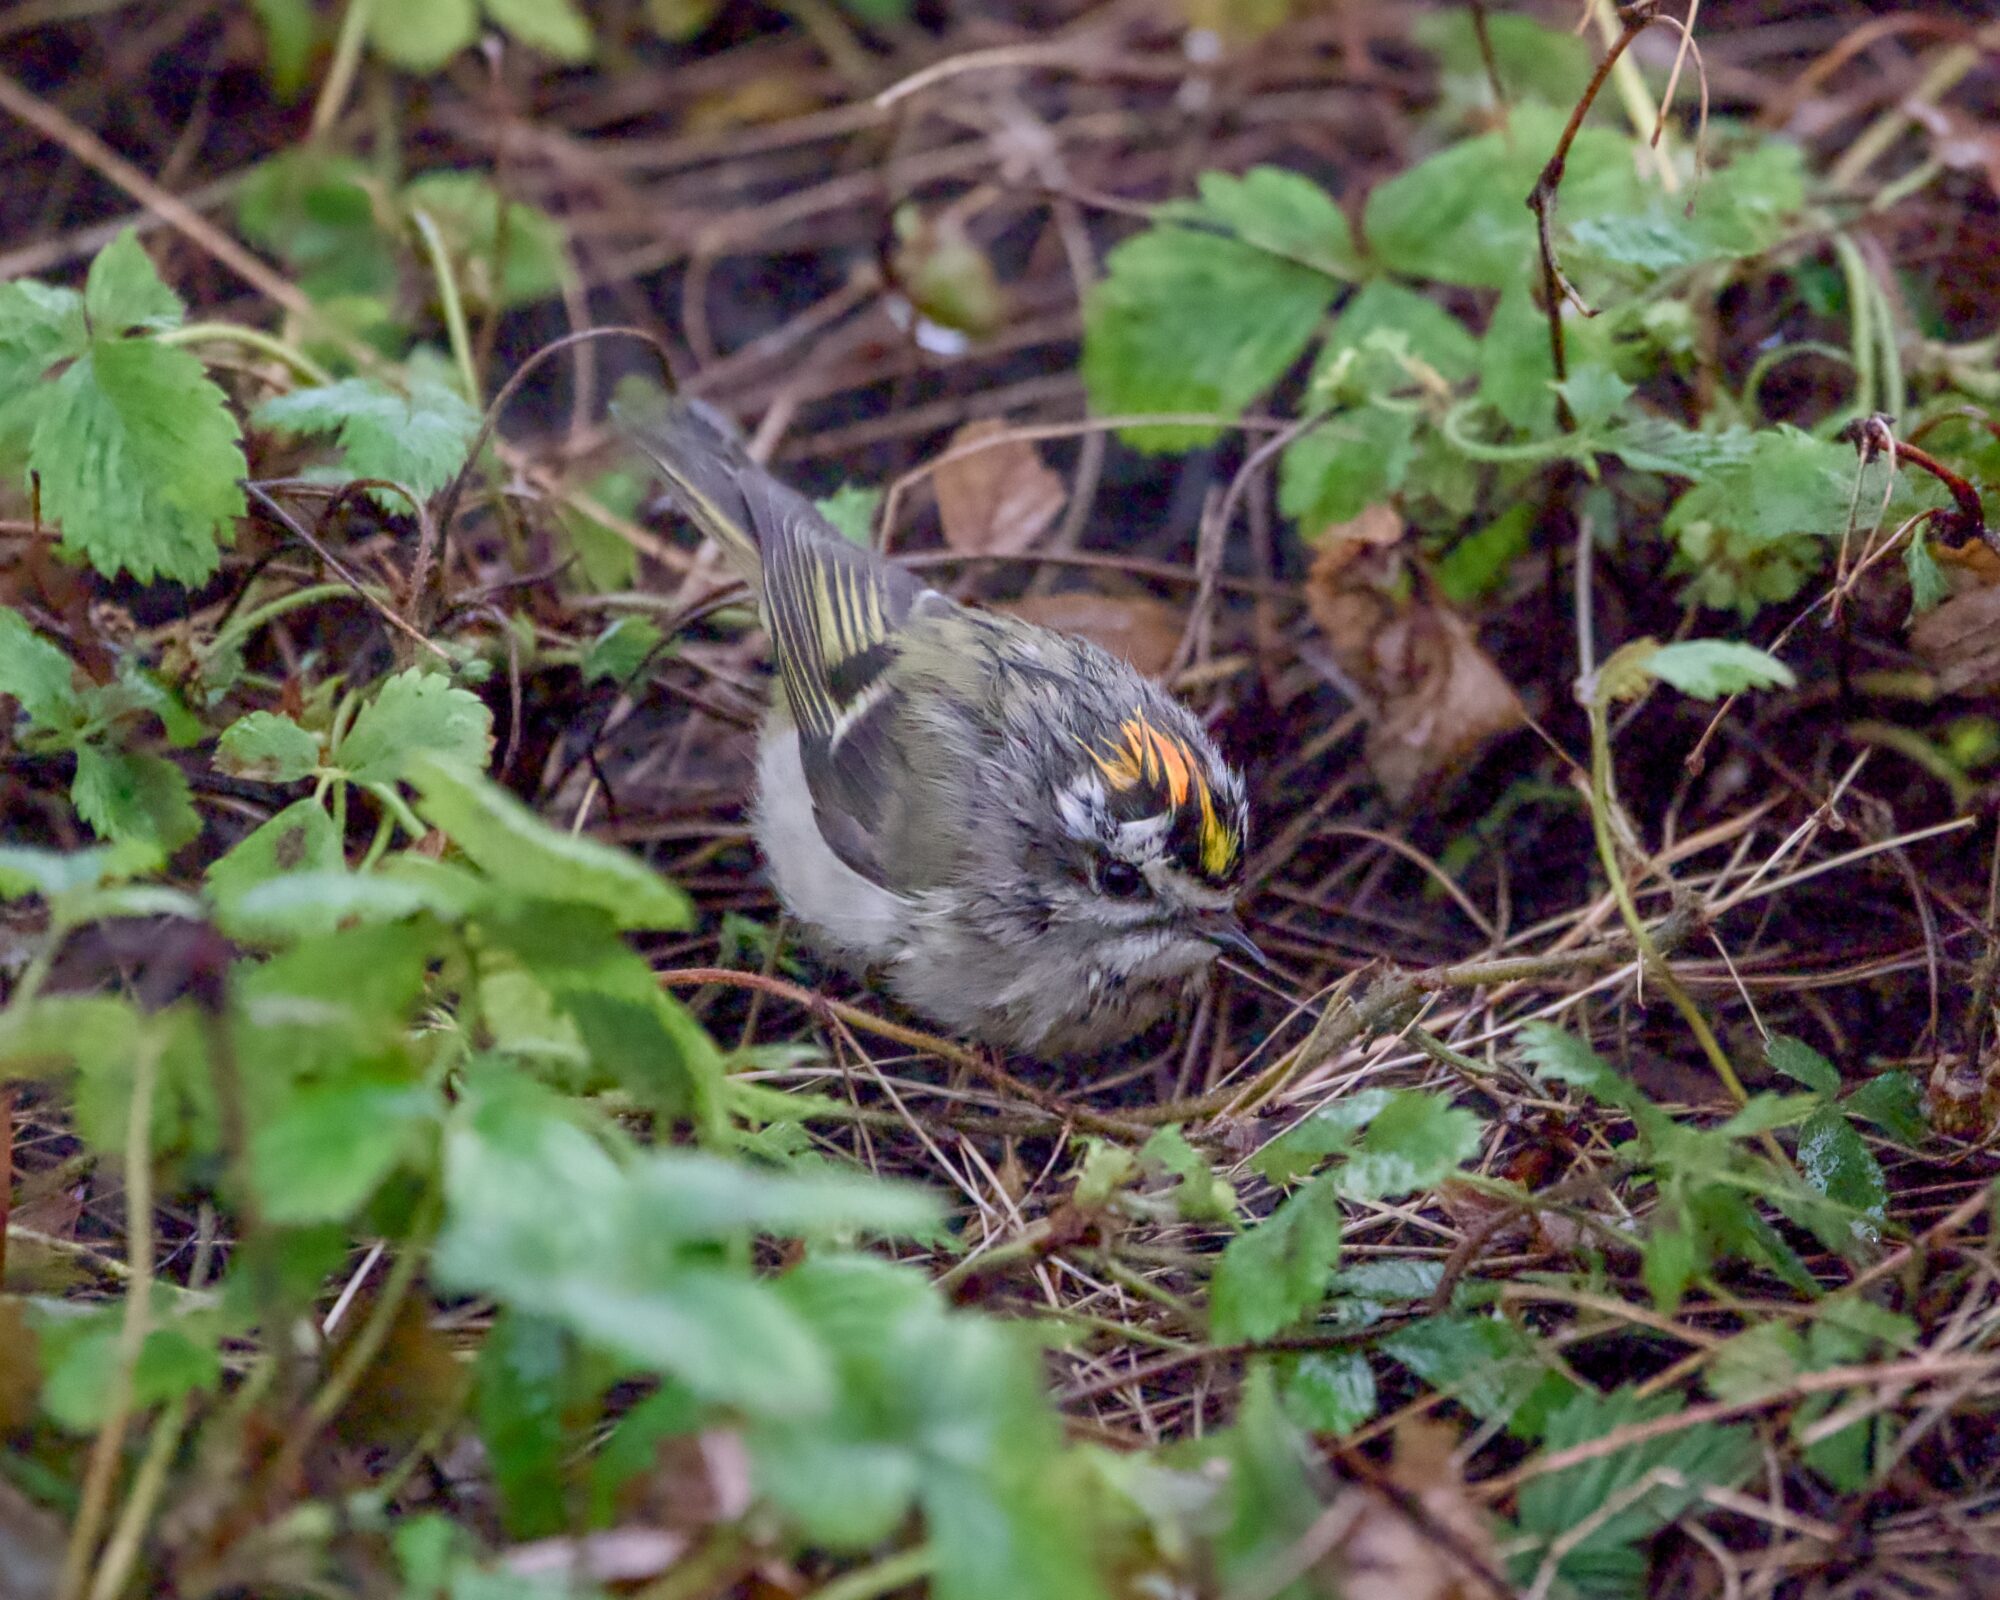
623 401 1261 1057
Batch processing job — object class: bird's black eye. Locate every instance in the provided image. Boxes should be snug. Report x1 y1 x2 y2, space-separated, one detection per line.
1097 859 1146 898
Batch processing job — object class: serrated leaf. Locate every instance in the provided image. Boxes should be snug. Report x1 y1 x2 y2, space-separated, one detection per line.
217 710 323 782
1252 1087 1392 1184
1160 167 1357 278
1906 530 1950 614
254 373 481 500
1519 1021 1648 1114
205 798 342 908
1139 1125 1239 1225
1518 1387 1755 1572
0 609 82 727
0 279 87 448
1644 639 1796 699
1797 1107 1887 1225
812 482 880 545
36 1311 222 1433
1279 403 1416 533
407 755 690 930
1209 1173 1344 1343
1555 363 1635 432
1364 107 1646 288
367 0 478 70
1705 1321 1804 1403
581 616 664 685
1083 214 1340 452
83 229 183 335
31 340 247 584
1841 1071 1925 1146
250 1069 437 1224
335 669 493 783
1278 1348 1376 1434
71 746 200 854
475 1311 575 1540
1642 1211 1699 1313
1766 1034 1839 1098
1382 1313 1570 1434
1334 1090 1483 1201
480 0 593 59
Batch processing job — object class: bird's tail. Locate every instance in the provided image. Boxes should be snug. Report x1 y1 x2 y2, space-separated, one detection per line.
614 395 769 590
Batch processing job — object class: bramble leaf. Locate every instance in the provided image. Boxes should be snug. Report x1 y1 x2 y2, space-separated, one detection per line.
0 610 82 727
31 339 247 584
254 372 481 500
218 711 324 783
1209 1173 1344 1343
83 229 183 334
335 669 493 784
407 755 691 930
1766 1034 1839 1098
71 747 200 855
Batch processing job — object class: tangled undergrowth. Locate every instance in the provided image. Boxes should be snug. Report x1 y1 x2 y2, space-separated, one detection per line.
3 2 2000 1598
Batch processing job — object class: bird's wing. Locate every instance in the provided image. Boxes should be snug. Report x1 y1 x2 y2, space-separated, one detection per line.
621 399 940 889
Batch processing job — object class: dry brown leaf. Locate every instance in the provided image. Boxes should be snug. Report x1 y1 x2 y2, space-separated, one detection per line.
1304 506 1525 805
934 421 1066 557
999 591 1183 677
1328 1418 1500 1600
1911 582 2000 695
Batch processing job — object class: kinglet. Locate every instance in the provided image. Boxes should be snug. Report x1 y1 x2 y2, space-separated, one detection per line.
624 402 1261 1057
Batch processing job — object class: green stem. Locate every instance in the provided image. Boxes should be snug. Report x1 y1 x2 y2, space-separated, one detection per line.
85 1392 188 1600
57 1030 162 1600
807 1546 934 1600
408 208 480 405
360 781 426 846
157 323 335 386
209 582 369 660
311 0 376 141
1834 234 1878 424
301 1188 439 1438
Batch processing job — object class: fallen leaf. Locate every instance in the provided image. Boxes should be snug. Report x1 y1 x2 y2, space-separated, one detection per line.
1304 506 1525 805
934 421 1066 557
1912 582 2000 695
1329 1418 1500 1600
1000 591 1183 677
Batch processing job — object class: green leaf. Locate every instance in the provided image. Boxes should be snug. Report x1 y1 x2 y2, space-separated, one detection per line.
1842 1071 1925 1146
335 668 493 783
1641 1210 1699 1313
433 1077 832 1414
205 798 342 907
1381 1312 1571 1434
1159 167 1357 278
217 710 324 782
1209 1173 1344 1343
1765 1033 1839 1098
0 278 86 449
1083 198 1342 451
1278 403 1416 533
1412 9 1593 108
1705 1320 1804 1403
1364 108 1645 288
1554 363 1636 432
71 746 200 854
1517 1387 1755 1578
253 373 481 500
0 609 82 727
480 0 593 59
476 1311 579 1538
36 1310 222 1433
1797 1107 1887 1225
1252 1087 1392 1184
815 482 881 545
403 171 568 309
1435 502 1534 603
250 0 318 97
236 150 399 303
1519 1021 1650 1115
1643 639 1796 699
581 616 664 685
1138 1125 1239 1225
1906 529 1950 613
367 0 479 70
83 229 183 335
1278 1348 1376 1434
32 338 247 584
249 1068 437 1224
0 844 128 903
408 755 691 930
1318 279 1480 389
1334 1090 1483 1202
630 1149 942 1244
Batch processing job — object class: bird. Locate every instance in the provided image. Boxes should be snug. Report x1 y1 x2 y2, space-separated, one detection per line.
621 398 1260 1058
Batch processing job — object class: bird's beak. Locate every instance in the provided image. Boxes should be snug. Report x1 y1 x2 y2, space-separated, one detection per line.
1196 912 1273 972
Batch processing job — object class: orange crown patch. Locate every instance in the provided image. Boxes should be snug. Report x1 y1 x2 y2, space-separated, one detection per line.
1084 713 1239 880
